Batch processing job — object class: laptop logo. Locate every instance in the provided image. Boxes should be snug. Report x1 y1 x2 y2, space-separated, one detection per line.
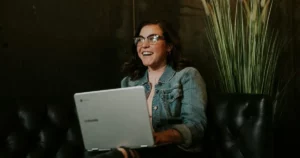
84 119 99 123
80 99 89 102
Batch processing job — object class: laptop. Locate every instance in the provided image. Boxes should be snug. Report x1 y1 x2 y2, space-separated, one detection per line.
74 86 155 151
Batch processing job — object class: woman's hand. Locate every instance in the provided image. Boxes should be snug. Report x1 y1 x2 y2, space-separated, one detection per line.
153 129 183 145
153 132 172 144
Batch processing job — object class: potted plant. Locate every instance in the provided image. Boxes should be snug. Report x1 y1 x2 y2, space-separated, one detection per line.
200 0 286 119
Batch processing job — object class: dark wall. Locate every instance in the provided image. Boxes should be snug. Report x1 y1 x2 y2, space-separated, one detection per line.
0 0 133 97
271 0 300 157
0 0 214 98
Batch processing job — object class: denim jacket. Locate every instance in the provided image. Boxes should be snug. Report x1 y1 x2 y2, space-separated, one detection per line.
121 65 207 152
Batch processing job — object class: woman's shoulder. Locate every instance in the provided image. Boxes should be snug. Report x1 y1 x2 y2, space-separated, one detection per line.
174 66 205 83
121 76 131 87
177 66 201 76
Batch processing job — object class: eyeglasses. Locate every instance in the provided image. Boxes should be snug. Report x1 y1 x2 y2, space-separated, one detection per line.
133 34 164 46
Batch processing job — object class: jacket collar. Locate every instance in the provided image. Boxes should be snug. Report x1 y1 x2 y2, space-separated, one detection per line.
141 65 176 84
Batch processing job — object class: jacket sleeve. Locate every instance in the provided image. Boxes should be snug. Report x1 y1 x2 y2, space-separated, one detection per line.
171 67 207 149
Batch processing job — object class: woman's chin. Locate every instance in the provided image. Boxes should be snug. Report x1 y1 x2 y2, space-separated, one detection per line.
142 61 153 67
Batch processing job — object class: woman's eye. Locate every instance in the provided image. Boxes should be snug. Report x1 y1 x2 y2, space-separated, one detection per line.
149 37 158 42
135 38 143 44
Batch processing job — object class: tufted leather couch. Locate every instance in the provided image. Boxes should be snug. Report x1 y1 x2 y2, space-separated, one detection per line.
0 94 273 158
0 97 85 158
205 93 273 158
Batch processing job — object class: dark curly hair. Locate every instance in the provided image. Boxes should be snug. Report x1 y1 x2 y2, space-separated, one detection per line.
122 20 192 80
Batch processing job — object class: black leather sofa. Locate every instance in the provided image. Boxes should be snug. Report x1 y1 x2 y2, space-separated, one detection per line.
0 93 273 158
205 93 273 158
0 97 84 158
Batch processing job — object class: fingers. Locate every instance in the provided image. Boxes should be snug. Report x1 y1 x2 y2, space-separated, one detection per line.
153 132 163 144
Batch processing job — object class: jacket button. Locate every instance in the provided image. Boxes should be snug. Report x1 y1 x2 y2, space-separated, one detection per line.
153 106 158 110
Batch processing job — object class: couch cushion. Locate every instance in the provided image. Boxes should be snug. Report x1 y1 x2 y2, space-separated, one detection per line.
207 93 273 158
0 98 84 158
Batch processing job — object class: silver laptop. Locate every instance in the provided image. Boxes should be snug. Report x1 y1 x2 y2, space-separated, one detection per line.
74 86 155 151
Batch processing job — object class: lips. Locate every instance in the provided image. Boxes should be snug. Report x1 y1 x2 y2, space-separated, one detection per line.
142 51 153 56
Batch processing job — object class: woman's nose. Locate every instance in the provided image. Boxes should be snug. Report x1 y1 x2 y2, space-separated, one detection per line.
141 40 150 47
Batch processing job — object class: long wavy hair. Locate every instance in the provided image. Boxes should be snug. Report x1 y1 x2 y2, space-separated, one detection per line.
122 20 192 80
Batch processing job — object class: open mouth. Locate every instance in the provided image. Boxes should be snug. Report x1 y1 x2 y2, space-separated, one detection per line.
142 52 153 56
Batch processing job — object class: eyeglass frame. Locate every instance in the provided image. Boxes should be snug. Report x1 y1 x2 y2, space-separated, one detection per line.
133 34 165 46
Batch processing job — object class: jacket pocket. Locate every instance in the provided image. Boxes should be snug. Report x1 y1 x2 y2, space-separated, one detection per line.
162 86 183 117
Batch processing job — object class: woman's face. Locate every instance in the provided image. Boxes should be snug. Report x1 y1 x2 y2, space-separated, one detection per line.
136 24 172 70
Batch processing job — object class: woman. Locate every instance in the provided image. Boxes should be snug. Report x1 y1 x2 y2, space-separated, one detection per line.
90 20 207 158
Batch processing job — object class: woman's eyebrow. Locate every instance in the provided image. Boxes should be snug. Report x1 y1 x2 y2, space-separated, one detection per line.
138 34 159 38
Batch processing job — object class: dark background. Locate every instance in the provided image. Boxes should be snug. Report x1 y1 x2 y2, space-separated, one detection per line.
0 0 299 157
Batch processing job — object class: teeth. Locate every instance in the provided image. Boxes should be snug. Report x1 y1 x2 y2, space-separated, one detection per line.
142 52 153 56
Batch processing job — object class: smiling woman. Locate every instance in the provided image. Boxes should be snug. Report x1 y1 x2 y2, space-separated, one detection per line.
86 20 207 158
121 20 207 158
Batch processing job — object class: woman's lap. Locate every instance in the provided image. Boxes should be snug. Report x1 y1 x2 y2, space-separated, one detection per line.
136 145 202 158
85 145 202 158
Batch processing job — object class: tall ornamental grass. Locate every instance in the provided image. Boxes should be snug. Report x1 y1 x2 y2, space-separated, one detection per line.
201 0 284 97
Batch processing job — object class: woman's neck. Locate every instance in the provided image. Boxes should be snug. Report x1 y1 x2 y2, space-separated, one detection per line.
148 64 166 84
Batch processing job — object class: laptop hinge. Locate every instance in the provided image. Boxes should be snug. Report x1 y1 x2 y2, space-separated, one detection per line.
88 148 109 152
